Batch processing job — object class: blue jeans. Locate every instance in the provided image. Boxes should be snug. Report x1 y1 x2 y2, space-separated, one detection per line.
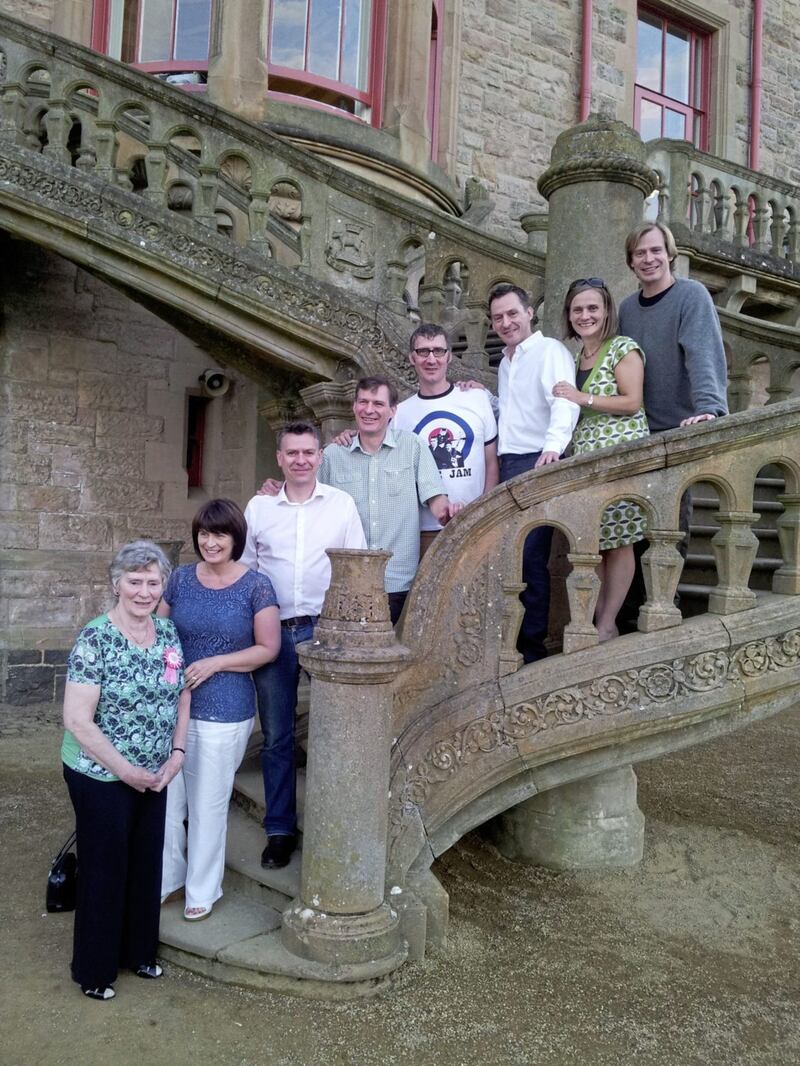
500 452 554 663
253 618 316 836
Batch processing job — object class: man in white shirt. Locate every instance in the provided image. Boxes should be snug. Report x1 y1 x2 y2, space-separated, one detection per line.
488 283 579 662
241 421 366 869
394 323 499 556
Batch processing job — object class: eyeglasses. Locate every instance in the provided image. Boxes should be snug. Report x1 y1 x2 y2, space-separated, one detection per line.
570 277 606 289
412 347 449 359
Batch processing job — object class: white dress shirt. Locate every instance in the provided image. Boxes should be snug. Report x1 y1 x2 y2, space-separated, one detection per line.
497 331 579 456
241 481 366 619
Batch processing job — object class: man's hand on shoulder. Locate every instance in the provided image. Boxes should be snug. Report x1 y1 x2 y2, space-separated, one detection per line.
534 451 560 467
455 380 488 391
679 413 716 427
332 428 356 447
257 478 282 496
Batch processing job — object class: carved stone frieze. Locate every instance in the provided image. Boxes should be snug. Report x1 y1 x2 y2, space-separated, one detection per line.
389 628 800 833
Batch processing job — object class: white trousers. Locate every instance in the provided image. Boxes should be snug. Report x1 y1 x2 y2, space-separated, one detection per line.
162 717 252 910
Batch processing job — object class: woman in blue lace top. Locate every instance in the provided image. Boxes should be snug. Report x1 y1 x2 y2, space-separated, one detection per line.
159 499 280 921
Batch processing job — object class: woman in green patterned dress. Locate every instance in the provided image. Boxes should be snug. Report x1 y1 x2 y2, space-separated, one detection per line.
61 540 190 1001
553 278 649 642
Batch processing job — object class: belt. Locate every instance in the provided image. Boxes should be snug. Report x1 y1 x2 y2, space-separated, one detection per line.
281 615 317 628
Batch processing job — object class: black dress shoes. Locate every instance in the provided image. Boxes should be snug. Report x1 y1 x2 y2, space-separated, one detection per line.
260 834 297 869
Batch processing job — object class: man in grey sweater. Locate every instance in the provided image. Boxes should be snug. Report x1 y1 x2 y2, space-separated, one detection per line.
616 221 728 631
618 221 728 430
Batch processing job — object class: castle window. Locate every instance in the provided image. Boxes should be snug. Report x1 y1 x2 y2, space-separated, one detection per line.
268 0 386 123
634 6 709 150
93 0 210 79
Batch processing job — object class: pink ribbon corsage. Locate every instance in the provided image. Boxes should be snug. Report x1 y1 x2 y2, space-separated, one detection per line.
163 647 182 685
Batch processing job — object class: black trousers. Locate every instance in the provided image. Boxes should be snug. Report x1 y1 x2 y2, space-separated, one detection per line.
64 765 167 989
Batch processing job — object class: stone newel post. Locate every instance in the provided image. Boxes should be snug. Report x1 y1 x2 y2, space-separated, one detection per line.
281 550 410 976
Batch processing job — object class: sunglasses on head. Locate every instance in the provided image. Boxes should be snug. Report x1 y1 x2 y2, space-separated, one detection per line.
571 277 606 289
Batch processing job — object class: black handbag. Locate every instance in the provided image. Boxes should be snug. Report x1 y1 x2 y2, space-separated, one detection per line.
46 831 77 913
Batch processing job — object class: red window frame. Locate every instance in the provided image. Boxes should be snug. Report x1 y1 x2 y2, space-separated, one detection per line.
91 1 209 85
633 5 710 151
267 0 387 125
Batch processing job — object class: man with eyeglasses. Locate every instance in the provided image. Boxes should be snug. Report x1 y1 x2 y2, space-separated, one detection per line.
394 323 499 557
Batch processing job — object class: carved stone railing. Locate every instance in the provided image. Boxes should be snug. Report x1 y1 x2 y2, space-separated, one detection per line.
0 13 542 384
385 400 800 905
647 139 800 275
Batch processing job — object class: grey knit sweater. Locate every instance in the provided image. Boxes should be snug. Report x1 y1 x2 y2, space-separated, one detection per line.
618 278 728 433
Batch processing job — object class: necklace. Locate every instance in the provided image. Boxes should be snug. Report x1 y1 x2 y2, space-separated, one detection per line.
581 344 601 365
110 608 154 647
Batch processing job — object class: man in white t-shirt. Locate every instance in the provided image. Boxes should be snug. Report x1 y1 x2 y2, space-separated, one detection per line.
394 323 499 555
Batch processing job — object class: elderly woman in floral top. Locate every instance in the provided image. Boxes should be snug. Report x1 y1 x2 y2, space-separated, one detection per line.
61 540 190 1001
553 278 650 642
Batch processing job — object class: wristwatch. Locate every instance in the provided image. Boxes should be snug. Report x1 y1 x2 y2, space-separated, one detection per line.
586 395 594 407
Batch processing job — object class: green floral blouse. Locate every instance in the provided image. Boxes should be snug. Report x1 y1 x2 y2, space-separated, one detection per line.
61 614 184 782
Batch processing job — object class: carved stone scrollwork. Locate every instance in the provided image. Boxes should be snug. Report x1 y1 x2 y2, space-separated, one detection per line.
638 529 685 632
773 494 800 594
389 628 800 834
562 552 601 653
709 511 759 614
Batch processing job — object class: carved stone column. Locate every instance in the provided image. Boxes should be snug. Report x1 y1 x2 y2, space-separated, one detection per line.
382 0 433 168
637 530 685 631
281 550 410 977
562 552 601 653
708 512 759 614
206 0 268 123
536 116 657 336
491 767 645 870
300 381 356 442
773 494 800 595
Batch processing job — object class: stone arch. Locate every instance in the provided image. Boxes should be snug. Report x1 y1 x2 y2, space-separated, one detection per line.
165 123 204 158
19 63 51 91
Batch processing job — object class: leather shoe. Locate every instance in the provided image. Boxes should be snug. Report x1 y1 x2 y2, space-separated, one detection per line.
260 834 296 869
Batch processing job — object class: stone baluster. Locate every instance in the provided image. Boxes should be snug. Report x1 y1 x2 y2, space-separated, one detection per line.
74 114 97 172
142 117 169 206
708 511 759 614
93 117 117 181
42 93 72 165
194 164 220 229
772 494 800 595
384 257 409 315
714 185 733 241
726 370 753 414
692 184 711 233
733 195 750 247
499 579 525 675
282 549 409 978
418 281 445 324
752 206 772 254
458 305 490 372
561 552 601 653
637 530 685 631
771 206 788 259
786 218 800 266
0 82 24 143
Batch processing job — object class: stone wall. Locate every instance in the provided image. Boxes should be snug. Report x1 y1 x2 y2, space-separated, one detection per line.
453 0 794 236
0 237 264 701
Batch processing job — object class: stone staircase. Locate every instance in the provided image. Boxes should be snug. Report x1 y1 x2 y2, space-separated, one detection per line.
680 466 786 617
158 751 323 995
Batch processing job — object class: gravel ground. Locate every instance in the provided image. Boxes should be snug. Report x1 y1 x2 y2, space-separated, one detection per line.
1 700 798 1066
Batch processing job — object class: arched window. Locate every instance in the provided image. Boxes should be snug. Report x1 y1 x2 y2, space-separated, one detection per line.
92 0 211 82
268 0 386 122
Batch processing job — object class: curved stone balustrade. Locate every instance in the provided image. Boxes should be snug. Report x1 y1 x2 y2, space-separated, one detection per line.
385 399 800 930
0 13 540 385
647 139 800 274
